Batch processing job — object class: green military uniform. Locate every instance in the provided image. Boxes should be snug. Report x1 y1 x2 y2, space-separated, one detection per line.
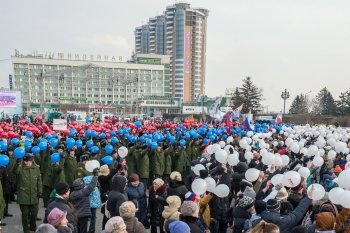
42 157 65 207
191 143 201 161
163 146 173 183
76 162 92 178
150 150 165 180
135 148 149 186
173 148 187 174
15 162 42 233
125 145 137 175
64 155 78 187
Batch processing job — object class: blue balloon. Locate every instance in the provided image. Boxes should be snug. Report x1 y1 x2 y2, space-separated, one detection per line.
203 138 209 145
14 147 25 159
86 140 94 148
105 144 113 154
39 142 47 151
151 142 158 150
110 131 116 137
10 138 19 146
118 129 123 135
51 152 61 163
130 136 137 143
169 136 176 144
135 121 142 128
25 131 33 138
86 117 92 124
111 137 118 145
146 139 152 146
102 155 113 165
91 131 98 138
179 139 186 147
184 132 190 139
49 138 59 149
69 129 76 137
0 154 9 167
153 133 160 141
209 135 216 142
75 140 83 148
31 146 40 155
24 141 32 148
40 138 48 143
100 133 106 139
91 146 99 154
0 141 7 151
66 138 75 149
85 130 92 137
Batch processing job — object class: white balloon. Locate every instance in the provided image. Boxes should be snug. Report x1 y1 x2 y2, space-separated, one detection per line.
339 191 350 208
245 138 253 145
327 150 337 160
239 139 248 149
219 141 226 149
260 148 268 157
245 145 252 152
313 156 324 167
308 145 318 156
327 138 336 146
335 141 346 153
245 168 260 182
274 155 283 167
205 177 216 192
343 148 350 155
206 145 214 155
85 160 100 172
298 141 304 149
227 151 239 166
191 178 207 195
307 184 325 201
247 131 254 137
226 136 234 143
298 167 310 178
318 149 325 157
290 143 300 154
224 145 234 155
262 153 275 165
286 138 294 147
329 187 345 205
271 174 284 186
244 151 253 162
338 170 350 190
215 149 228 163
281 155 290 166
212 144 221 153
118 146 128 158
300 147 309 156
282 171 301 188
193 164 205 176
214 184 230 198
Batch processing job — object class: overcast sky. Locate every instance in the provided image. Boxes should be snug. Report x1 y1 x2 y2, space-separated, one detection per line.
1 0 350 112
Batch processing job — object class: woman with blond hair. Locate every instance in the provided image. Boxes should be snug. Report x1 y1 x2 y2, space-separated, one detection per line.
250 220 280 233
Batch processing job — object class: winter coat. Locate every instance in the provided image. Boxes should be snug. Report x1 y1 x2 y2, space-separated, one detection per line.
15 163 42 205
43 159 66 188
0 181 4 219
232 206 252 233
231 162 248 195
98 168 118 200
135 149 149 179
173 149 187 173
199 193 213 227
243 213 262 232
167 181 188 202
162 206 181 231
163 147 173 175
260 197 312 233
75 162 91 178
125 182 147 222
83 176 102 208
56 223 74 233
150 150 165 176
107 175 128 217
149 184 167 227
64 156 78 187
44 197 77 226
209 195 228 223
40 148 51 175
125 146 136 175
123 216 147 233
288 192 303 209
69 175 98 218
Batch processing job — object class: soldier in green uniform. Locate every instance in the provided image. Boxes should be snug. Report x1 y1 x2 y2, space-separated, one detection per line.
125 143 137 175
14 153 42 233
64 149 78 187
76 154 92 178
150 144 165 180
173 145 188 174
0 178 5 226
135 145 149 187
163 144 173 183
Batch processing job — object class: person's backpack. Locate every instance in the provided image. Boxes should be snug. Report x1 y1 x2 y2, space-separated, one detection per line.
102 199 111 219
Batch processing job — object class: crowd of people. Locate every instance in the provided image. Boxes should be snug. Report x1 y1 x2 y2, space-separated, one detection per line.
0 114 349 233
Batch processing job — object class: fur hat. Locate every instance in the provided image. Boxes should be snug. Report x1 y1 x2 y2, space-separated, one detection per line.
54 182 70 196
129 173 139 182
276 187 289 200
243 186 256 199
266 199 281 211
180 201 199 217
170 171 182 182
105 216 126 233
167 196 182 209
119 201 136 218
47 208 67 227
153 178 165 186
238 196 254 210
35 224 58 233
316 212 336 231
99 165 110 176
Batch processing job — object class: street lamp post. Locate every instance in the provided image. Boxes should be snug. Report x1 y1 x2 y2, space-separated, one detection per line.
281 89 290 114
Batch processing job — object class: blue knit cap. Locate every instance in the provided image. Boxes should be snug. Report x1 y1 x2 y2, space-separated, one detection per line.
169 221 190 233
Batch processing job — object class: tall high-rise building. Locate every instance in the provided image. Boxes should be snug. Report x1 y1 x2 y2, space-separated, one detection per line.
134 2 208 103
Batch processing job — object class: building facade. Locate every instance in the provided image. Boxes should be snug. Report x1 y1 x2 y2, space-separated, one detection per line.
134 2 208 103
11 53 171 114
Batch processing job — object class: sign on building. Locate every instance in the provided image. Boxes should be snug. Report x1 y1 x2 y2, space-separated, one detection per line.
182 106 207 114
53 119 67 130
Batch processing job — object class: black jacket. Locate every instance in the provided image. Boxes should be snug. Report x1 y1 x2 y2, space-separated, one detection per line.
69 175 98 218
107 175 128 217
149 184 167 227
44 197 76 226
232 206 251 233
167 181 188 201
180 216 204 233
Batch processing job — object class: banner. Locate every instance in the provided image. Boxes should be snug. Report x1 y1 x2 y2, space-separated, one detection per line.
67 111 87 122
53 119 67 130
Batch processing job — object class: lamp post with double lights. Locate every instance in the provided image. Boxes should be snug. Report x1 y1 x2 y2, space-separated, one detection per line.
281 89 290 114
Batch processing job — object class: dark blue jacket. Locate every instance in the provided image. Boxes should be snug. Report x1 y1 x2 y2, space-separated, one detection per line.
125 181 147 222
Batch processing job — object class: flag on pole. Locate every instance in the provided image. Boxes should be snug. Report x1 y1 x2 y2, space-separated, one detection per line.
230 104 243 121
274 113 283 126
209 97 222 118
243 114 255 131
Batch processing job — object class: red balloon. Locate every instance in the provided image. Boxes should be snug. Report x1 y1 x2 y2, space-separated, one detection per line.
1 132 8 138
